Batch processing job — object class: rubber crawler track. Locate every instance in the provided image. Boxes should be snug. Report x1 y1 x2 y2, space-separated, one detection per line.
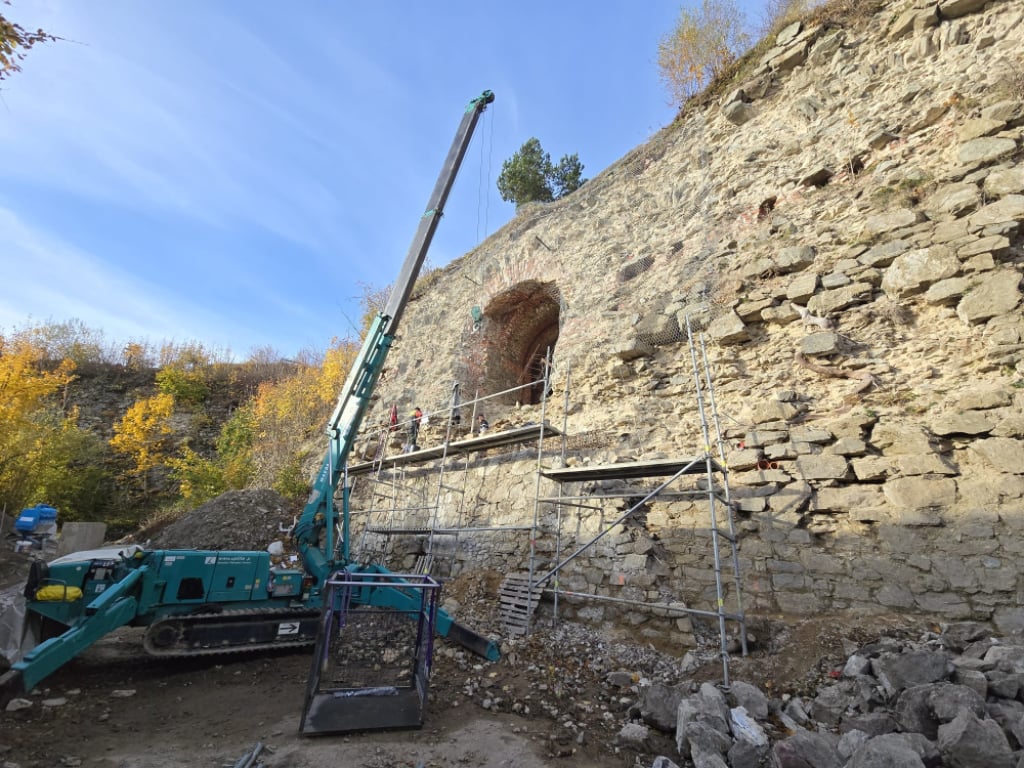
142 607 321 658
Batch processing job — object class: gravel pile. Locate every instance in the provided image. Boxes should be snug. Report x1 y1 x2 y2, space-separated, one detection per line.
148 489 296 552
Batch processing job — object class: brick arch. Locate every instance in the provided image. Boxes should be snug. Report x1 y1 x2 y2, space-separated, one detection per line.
481 280 561 405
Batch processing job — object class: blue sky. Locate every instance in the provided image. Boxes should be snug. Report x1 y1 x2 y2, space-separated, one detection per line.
1 1 766 360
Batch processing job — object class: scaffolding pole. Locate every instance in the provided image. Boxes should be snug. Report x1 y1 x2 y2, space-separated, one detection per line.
519 326 746 687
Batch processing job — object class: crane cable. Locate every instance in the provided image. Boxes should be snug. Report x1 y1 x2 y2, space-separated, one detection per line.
476 100 496 245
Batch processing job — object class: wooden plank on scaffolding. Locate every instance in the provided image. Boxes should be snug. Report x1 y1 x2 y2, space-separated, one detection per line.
539 456 722 482
347 423 562 476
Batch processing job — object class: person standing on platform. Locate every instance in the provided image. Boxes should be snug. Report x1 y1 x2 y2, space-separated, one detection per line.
408 407 423 451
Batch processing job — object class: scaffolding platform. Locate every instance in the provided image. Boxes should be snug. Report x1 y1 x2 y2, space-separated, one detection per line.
539 456 723 483
348 423 562 475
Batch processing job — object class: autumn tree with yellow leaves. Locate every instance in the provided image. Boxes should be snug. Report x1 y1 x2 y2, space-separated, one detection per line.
0 1 57 81
0 333 107 519
109 392 175 494
658 0 750 106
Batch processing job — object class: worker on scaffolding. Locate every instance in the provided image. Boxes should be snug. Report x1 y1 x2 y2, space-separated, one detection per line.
476 414 489 435
407 407 423 452
450 382 462 427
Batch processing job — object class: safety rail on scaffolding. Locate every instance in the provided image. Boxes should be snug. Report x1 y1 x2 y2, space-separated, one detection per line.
349 352 559 581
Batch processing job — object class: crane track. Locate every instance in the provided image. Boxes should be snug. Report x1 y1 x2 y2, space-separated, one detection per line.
142 608 322 658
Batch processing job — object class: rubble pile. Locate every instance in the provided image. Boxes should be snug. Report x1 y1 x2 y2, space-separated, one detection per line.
616 621 1024 768
147 489 296 552
428 617 1024 766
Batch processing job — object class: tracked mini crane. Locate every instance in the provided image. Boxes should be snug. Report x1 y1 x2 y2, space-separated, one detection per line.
0 90 498 705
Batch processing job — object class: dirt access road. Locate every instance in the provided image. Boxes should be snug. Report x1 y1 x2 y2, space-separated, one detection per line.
0 625 673 768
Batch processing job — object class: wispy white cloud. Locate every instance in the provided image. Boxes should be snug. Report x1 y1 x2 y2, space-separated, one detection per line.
0 206 257 350
0 3 363 256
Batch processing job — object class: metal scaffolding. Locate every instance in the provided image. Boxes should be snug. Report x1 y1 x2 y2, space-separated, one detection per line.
347 356 560 579
346 327 747 684
505 323 747 685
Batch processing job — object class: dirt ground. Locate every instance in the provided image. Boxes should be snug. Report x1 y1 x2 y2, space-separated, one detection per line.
0 584 926 768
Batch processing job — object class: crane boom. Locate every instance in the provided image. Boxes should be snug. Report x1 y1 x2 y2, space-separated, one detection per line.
294 90 495 578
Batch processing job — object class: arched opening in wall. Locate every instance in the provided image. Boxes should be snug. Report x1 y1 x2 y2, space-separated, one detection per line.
481 280 561 405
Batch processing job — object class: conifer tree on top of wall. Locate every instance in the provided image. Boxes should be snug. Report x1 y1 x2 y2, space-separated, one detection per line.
497 137 586 208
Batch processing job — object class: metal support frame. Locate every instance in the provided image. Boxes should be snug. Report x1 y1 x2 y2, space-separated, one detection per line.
299 571 439 735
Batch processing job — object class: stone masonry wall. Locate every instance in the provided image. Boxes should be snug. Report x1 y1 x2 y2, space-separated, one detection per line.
350 0 1024 646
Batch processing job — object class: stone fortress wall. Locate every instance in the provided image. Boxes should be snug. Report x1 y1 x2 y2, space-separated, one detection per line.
348 0 1024 647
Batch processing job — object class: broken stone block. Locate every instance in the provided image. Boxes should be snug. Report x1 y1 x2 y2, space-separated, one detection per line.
873 651 953 697
767 39 810 72
881 245 959 298
795 454 849 480
956 271 1021 324
800 331 841 356
807 282 874 314
981 100 1024 125
956 388 1011 410
708 311 750 346
818 269 849 290
864 209 922 238
956 234 1010 258
937 710 1015 768
868 129 901 149
883 477 957 509
787 272 819 301
859 239 912 268
930 411 994 436
638 682 686 732
814 484 884 512
957 137 1017 167
957 118 1006 142
617 722 655 751
776 20 802 46
612 338 655 361
939 0 995 18
729 448 763 471
762 304 801 324
736 298 774 322
925 182 981 218
924 277 971 305
729 682 769 720
893 454 957 476
724 101 755 125
772 730 841 768
967 195 1024 232
776 245 816 273
790 426 832 443
847 733 929 768
968 437 1024 473
872 424 936 455
984 167 1024 198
